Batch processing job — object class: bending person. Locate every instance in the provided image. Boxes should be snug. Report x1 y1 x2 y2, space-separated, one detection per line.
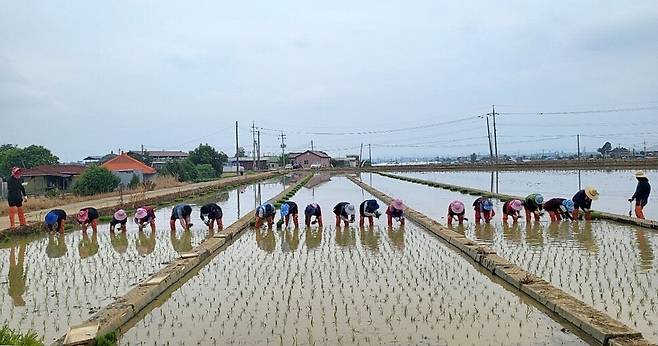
386 199 405 227
523 193 544 222
255 203 276 229
333 202 356 227
359 199 381 227
170 204 193 230
304 203 323 227
544 198 574 222
447 200 465 227
572 186 599 220
200 203 223 230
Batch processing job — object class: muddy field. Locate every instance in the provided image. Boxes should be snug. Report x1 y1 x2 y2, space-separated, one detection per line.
366 173 658 343
120 177 586 345
0 179 288 343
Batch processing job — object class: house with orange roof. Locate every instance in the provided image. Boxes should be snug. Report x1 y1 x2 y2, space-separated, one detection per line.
101 153 158 186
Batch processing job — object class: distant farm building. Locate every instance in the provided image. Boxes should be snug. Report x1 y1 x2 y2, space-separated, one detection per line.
288 151 331 168
21 164 86 194
132 150 189 169
101 153 157 186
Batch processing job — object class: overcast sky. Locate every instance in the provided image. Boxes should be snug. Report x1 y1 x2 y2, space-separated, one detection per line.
2 1 658 162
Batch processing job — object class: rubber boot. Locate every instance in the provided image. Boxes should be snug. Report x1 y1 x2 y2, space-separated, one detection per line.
635 206 645 219
9 206 17 228
17 207 26 226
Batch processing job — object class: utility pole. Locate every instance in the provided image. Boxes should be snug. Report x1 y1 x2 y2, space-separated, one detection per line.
644 141 647 156
252 122 256 171
235 121 240 176
485 116 494 164
257 130 261 170
368 144 372 166
359 143 364 167
280 131 286 166
577 134 581 160
141 144 144 156
311 140 314 151
492 105 499 163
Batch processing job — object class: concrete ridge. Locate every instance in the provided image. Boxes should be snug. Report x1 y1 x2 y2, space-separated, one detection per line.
377 172 658 230
1 171 284 238
55 173 313 346
348 176 653 346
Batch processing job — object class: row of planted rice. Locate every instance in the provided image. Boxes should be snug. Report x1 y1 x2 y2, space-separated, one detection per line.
366 172 658 343
120 176 586 345
398 169 657 218
0 179 288 344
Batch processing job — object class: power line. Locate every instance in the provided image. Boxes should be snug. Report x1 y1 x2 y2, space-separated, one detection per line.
498 105 658 116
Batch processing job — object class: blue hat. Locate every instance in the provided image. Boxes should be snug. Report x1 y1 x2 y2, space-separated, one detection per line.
534 194 544 204
280 203 290 218
482 199 494 211
562 199 575 212
45 212 58 225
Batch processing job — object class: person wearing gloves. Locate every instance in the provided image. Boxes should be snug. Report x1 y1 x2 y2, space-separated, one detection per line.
304 203 323 227
45 209 67 234
447 200 465 226
502 199 523 223
473 197 495 224
110 209 128 231
170 204 193 231
359 199 381 227
277 201 299 228
629 170 651 219
77 207 99 232
572 186 599 220
255 203 276 229
200 203 223 230
333 202 356 227
134 206 156 231
523 193 544 222
386 199 405 227
7 167 27 228
543 198 575 222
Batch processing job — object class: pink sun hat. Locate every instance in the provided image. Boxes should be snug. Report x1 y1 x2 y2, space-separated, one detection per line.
450 200 464 214
391 199 405 210
114 209 128 221
510 199 523 211
11 166 22 177
77 209 89 223
135 208 148 219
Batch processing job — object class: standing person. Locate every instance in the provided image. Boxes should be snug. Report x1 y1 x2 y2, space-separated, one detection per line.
200 203 223 230
543 198 574 222
170 204 193 231
502 199 523 223
304 203 323 227
7 167 27 228
447 200 465 226
278 201 299 228
333 202 356 227
386 199 405 227
572 186 599 220
359 199 381 227
109 209 128 231
77 207 99 232
134 206 157 231
255 203 276 229
45 209 67 234
473 197 495 224
629 170 651 219
523 193 544 222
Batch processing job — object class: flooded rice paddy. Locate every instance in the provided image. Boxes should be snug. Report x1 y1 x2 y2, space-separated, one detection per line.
366 173 658 343
397 169 657 218
121 176 586 345
0 178 289 343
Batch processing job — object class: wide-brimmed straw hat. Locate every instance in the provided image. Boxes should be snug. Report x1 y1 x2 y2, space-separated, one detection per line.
345 204 356 216
135 208 148 219
635 170 647 178
391 199 405 210
77 209 89 223
450 201 464 214
114 209 128 221
585 186 599 200
11 166 22 177
510 199 523 211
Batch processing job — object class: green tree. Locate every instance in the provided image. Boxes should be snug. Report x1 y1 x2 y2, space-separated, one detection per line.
188 144 228 175
128 151 153 166
162 159 198 182
72 166 120 196
235 146 246 158
0 144 59 177
195 164 216 180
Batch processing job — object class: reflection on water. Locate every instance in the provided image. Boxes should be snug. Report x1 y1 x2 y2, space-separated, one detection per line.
634 228 654 271
170 229 192 254
8 243 27 306
78 231 99 259
0 179 288 343
121 223 585 345
281 227 300 253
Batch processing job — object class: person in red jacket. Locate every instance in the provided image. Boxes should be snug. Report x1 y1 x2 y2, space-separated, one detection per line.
502 199 523 223
447 200 465 226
